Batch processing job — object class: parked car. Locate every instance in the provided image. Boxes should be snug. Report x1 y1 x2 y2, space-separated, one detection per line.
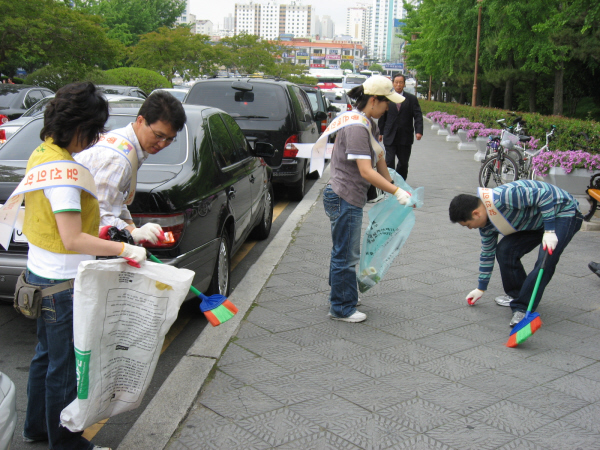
341 74 368 91
97 85 147 99
0 105 276 301
0 372 16 450
299 85 335 135
150 88 189 102
322 90 353 116
185 78 327 200
0 84 54 120
0 94 144 146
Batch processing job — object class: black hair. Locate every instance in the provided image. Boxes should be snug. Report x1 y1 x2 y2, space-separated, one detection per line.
449 194 481 223
41 82 109 149
393 73 406 83
138 91 187 131
346 85 389 111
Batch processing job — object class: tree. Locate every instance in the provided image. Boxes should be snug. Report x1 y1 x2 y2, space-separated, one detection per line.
217 34 281 75
0 0 123 76
340 61 354 71
73 0 186 46
130 27 217 81
369 63 384 72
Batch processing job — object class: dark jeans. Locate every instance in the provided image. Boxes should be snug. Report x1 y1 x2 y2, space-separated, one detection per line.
496 212 583 313
384 142 412 181
23 270 93 450
323 185 362 318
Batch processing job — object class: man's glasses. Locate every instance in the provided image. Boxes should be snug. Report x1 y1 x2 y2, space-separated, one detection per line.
147 122 176 143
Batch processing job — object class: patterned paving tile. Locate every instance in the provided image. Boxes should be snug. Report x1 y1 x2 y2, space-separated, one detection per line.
219 357 292 385
545 373 600 402
329 413 418 449
296 362 372 392
307 338 372 361
561 403 600 434
493 437 548 450
447 323 508 345
523 420 600 449
507 386 590 419
199 386 283 421
289 393 372 429
276 431 361 449
218 343 258 366
426 417 515 450
421 383 501 415
543 319 600 338
283 306 332 326
381 341 446 365
343 328 407 350
526 349 595 372
379 398 462 433
177 404 231 434
261 347 332 373
496 359 568 385
452 345 518 369
335 379 416 412
468 400 554 436
311 320 372 338
414 333 479 355
235 333 301 356
380 320 444 340
459 370 535 399
573 362 600 382
245 305 308 332
340 350 408 378
252 373 329 406
199 370 244 396
257 297 315 314
235 321 271 339
237 408 320 446
418 355 488 381
173 423 271 449
378 367 452 396
275 325 337 347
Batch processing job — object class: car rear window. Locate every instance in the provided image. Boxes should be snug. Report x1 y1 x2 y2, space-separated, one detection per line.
0 115 187 164
344 76 366 85
305 91 319 112
0 89 21 107
186 82 287 119
323 92 348 103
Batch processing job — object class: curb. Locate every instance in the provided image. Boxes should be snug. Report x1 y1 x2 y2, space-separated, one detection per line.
117 167 331 450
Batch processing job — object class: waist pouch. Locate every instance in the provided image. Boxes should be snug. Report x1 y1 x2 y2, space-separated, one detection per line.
13 271 74 319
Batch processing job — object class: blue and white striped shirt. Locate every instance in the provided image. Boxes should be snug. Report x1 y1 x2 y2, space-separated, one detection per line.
477 180 579 290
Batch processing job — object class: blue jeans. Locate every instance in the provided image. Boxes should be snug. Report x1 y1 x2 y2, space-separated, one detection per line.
496 212 583 313
323 186 362 318
23 270 93 450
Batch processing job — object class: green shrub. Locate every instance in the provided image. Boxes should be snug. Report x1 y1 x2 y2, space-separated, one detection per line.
421 100 600 154
103 68 171 95
24 65 117 92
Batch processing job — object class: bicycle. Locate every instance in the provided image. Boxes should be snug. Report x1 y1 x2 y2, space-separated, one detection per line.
511 125 557 180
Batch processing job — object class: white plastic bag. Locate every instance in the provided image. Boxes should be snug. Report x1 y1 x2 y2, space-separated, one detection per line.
60 259 194 432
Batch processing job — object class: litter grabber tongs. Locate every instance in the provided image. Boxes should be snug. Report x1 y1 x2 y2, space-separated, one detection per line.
99 226 238 326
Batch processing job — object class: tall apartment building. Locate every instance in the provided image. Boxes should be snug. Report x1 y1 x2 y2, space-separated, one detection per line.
280 1 312 38
346 4 371 54
235 2 261 35
371 0 419 62
194 20 214 35
223 14 235 31
260 1 280 40
319 15 334 39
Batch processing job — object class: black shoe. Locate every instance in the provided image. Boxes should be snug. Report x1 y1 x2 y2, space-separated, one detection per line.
588 262 600 278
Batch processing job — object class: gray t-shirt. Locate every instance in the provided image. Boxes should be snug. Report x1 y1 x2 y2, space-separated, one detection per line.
329 118 378 208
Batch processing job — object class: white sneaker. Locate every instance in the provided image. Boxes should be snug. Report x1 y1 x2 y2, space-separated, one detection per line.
329 311 367 323
495 294 514 307
509 311 526 327
356 297 362 307
93 446 112 450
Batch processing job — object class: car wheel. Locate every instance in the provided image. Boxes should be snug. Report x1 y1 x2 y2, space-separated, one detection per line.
208 229 231 296
289 161 306 201
251 182 273 240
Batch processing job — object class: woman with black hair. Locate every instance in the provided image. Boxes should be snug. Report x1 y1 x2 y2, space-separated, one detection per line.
323 76 412 323
22 82 146 450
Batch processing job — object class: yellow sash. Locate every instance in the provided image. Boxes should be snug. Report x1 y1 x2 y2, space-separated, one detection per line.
478 187 517 235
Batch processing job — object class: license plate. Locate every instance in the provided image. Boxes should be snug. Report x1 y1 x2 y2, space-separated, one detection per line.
13 227 28 243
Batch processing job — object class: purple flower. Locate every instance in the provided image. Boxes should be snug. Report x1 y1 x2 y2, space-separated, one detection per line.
531 150 600 176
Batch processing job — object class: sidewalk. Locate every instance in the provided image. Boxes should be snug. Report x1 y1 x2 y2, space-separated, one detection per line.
132 125 600 449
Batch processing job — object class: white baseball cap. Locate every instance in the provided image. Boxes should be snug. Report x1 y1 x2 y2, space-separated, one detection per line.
362 75 405 103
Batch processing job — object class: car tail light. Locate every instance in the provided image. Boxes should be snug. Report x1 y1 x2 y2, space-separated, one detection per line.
0 115 7 124
131 213 185 248
0 129 5 144
283 134 299 158
346 103 352 111
321 120 327 133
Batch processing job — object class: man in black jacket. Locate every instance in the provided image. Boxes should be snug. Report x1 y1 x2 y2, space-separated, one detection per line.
378 73 424 181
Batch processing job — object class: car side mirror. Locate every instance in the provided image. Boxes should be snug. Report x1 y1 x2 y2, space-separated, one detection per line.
252 142 276 158
314 111 327 122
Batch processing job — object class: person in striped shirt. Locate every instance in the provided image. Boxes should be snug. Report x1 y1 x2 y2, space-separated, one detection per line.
449 180 583 327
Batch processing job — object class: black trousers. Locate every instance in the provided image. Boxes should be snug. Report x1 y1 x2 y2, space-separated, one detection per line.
384 142 413 181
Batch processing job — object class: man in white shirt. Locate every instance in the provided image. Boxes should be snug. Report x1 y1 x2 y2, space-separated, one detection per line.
75 91 186 244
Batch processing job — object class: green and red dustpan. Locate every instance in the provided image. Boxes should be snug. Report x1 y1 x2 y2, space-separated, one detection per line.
506 250 548 348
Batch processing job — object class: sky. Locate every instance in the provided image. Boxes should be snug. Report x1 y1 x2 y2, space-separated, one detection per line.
189 0 352 35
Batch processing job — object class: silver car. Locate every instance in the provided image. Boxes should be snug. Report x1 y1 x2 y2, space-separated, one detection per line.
0 372 16 450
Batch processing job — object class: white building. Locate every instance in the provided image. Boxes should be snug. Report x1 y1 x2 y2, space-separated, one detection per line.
223 14 235 31
194 20 214 35
346 5 371 55
260 1 280 40
176 0 192 25
235 2 261 35
319 15 334 39
280 1 313 38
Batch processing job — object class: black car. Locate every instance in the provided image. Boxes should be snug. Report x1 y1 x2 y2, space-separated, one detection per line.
299 85 336 135
0 85 54 120
97 85 148 99
0 104 275 301
185 78 327 200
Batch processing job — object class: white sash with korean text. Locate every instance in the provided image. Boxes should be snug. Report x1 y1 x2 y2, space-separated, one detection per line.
0 161 97 250
478 187 517 235
96 128 139 205
301 111 385 176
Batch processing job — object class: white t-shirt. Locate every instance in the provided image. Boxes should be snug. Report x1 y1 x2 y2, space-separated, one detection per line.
27 186 94 280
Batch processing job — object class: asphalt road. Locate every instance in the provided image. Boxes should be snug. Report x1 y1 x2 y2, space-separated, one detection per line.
0 178 320 450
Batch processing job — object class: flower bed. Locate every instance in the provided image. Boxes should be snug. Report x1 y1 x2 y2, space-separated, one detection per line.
531 150 600 177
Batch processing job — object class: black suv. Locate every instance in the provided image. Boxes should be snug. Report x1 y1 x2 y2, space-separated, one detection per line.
185 78 326 200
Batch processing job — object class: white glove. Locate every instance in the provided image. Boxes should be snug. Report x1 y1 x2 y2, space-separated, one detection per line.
131 223 163 244
466 289 484 306
119 243 147 264
393 187 411 205
542 231 558 255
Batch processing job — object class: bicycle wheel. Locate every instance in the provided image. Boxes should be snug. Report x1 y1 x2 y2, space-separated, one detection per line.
479 154 519 187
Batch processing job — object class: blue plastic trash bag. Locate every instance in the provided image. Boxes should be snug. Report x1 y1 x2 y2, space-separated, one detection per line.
357 169 423 293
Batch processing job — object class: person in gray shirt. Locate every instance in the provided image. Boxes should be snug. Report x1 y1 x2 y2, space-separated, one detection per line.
323 76 412 323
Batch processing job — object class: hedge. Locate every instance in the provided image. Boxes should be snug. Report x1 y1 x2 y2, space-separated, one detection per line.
103 68 171 95
420 100 600 154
